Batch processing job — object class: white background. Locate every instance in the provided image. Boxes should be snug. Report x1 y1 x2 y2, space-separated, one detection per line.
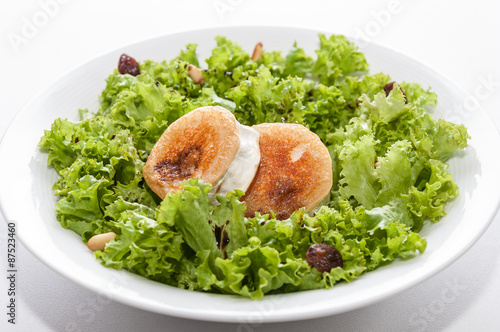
1 0 499 331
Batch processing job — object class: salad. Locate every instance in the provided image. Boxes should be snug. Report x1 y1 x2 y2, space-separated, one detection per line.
39 34 469 300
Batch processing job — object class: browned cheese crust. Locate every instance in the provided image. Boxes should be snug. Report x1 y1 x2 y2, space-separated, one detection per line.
143 106 240 199
242 123 333 220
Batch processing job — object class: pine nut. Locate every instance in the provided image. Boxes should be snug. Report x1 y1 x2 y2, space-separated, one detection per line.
188 65 205 85
374 161 382 168
87 232 116 251
251 42 263 61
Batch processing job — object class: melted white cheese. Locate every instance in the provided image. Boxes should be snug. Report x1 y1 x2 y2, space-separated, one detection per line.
209 123 260 202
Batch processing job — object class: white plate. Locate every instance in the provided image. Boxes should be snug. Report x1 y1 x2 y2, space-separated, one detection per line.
1 26 500 323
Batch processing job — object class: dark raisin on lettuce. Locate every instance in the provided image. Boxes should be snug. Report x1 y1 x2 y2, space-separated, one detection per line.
383 81 407 103
118 53 140 76
305 243 343 273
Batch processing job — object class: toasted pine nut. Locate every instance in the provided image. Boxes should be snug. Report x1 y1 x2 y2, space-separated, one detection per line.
87 232 116 251
374 161 382 168
188 65 205 85
251 42 263 61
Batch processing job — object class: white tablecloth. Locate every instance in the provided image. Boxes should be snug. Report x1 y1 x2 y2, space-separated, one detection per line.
1 0 499 331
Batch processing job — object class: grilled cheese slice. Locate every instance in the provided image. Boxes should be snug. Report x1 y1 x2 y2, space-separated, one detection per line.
242 123 333 220
143 106 260 200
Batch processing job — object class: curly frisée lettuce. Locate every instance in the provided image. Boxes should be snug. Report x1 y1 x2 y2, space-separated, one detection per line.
39 34 469 299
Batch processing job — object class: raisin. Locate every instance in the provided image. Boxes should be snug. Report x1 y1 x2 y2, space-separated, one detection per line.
305 243 343 273
383 81 396 96
383 81 407 103
214 225 222 247
118 53 140 76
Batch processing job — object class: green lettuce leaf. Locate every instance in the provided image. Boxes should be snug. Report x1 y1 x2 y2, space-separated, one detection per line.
339 73 391 108
283 42 315 78
376 140 413 205
228 67 311 125
312 34 369 85
339 134 379 209
363 84 409 123
156 179 249 276
177 43 200 67
405 159 459 223
39 118 78 172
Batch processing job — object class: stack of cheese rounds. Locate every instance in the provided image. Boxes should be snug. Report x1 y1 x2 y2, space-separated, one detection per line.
143 106 332 220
